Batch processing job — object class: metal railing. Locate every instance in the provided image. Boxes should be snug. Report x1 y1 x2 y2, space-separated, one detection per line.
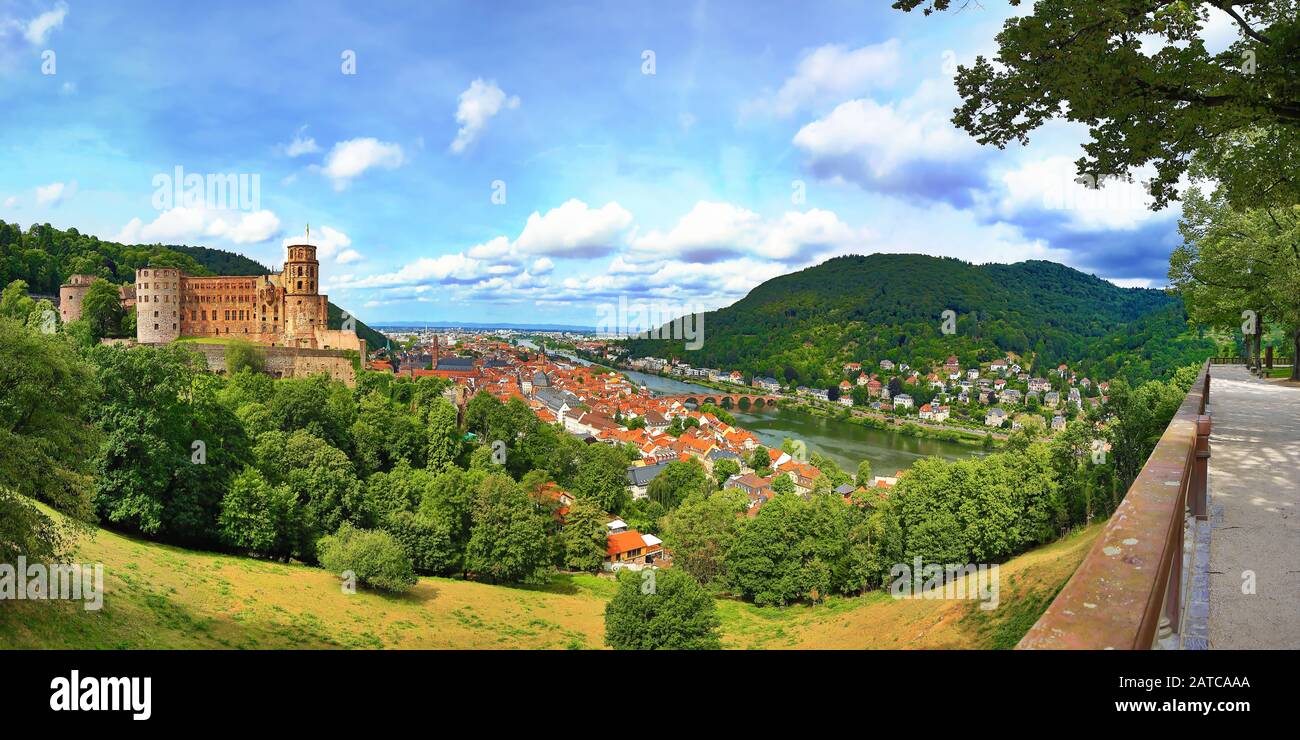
1018 361 1211 650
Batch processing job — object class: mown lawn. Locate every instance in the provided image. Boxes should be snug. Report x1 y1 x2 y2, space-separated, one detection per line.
0 519 1101 650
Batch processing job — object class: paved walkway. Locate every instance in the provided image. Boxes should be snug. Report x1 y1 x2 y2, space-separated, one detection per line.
1206 365 1300 648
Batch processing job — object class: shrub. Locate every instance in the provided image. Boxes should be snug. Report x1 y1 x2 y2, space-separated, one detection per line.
604 568 721 650
317 523 417 593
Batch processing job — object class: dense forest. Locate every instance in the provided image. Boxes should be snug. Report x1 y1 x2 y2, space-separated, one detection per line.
0 219 386 350
622 254 1214 386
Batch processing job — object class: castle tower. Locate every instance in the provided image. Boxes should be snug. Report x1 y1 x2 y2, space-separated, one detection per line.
135 267 182 344
58 274 97 324
282 242 327 346
284 243 319 297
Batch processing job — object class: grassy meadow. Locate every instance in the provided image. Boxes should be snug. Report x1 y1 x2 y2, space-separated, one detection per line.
0 520 1102 650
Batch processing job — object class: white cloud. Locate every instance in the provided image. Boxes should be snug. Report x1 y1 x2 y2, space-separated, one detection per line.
350 253 490 288
115 206 282 245
336 249 364 265
530 257 554 275
630 201 761 262
466 235 514 261
322 138 405 189
514 199 633 258
449 79 520 154
283 224 353 261
24 2 67 45
742 40 901 118
992 156 1163 231
629 201 869 263
285 128 321 157
208 209 282 244
795 79 974 170
3 196 18 208
35 180 75 206
792 78 988 204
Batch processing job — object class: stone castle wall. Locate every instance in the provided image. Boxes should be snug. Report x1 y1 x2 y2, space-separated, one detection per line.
183 342 360 386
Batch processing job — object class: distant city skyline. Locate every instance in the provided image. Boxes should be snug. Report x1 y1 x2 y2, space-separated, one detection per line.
1 1 1242 326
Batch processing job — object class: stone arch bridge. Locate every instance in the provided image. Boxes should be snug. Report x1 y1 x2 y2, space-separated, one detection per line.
659 393 782 410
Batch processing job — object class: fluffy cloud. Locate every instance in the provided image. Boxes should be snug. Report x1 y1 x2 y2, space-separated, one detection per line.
116 207 282 246
742 40 901 118
34 181 75 206
514 199 633 258
322 138 405 189
976 155 1181 283
629 201 869 263
793 79 987 206
24 2 67 45
991 156 1162 232
336 199 876 312
449 79 520 154
208 209 282 244
465 235 513 261
349 253 490 288
337 199 632 297
282 224 354 262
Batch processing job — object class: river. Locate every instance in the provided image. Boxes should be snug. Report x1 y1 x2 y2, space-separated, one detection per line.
614 367 980 474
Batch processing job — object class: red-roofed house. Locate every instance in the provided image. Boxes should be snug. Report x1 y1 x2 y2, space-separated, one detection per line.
605 530 664 569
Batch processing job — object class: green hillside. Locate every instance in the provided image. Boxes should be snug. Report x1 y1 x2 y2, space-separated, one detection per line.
0 220 385 351
0 506 1102 650
621 253 1213 386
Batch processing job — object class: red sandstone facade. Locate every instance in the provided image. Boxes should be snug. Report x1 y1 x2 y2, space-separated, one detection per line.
135 243 353 350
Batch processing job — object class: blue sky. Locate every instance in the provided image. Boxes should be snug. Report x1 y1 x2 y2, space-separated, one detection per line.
0 1 1242 326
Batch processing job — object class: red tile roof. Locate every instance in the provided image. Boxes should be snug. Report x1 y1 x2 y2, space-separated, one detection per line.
606 530 646 557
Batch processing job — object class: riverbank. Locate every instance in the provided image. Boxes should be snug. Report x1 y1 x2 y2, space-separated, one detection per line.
537 351 988 472
781 398 1008 445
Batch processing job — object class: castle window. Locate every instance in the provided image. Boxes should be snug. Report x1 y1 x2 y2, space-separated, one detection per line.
297 281 303 290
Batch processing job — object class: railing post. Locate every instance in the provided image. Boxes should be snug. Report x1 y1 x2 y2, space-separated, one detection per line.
1164 505 1183 640
1193 415 1211 520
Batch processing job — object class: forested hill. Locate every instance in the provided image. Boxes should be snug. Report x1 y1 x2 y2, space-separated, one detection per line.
0 219 385 350
620 253 1213 386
